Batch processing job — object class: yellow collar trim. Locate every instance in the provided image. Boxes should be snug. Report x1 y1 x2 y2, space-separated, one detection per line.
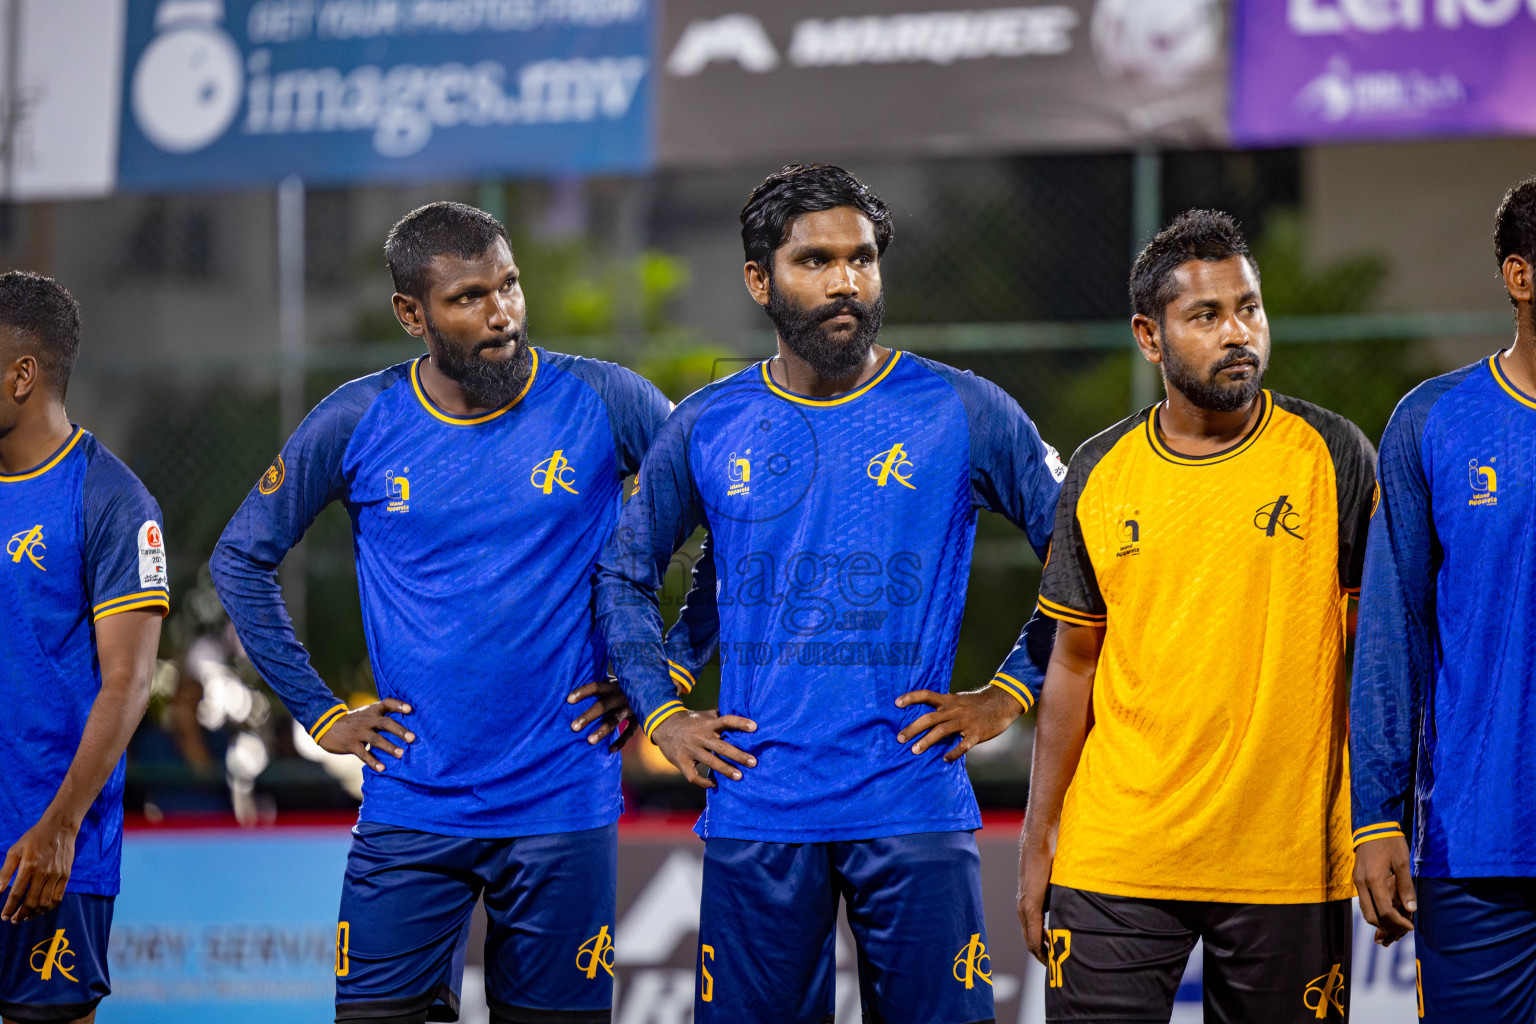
760 350 902 407
1146 391 1274 466
1490 354 1536 411
0 427 83 483
411 348 538 426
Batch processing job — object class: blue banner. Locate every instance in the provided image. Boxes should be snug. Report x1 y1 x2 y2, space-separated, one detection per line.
118 0 654 189
109 831 349 1022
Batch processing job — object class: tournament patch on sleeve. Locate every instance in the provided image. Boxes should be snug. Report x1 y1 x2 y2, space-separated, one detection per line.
138 520 169 589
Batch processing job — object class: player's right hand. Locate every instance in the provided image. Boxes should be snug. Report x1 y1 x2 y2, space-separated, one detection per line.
0 813 78 923
651 710 757 790
1354 834 1416 946
1017 836 1053 965
318 698 416 772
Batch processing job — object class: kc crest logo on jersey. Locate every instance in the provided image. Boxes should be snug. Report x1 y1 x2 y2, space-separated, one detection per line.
1303 962 1346 1018
8 524 46 570
951 932 992 989
531 450 579 495
386 470 411 513
727 451 751 496
30 929 77 981
258 454 286 495
575 925 615 979
1469 457 1498 506
867 443 916 489
1253 495 1304 539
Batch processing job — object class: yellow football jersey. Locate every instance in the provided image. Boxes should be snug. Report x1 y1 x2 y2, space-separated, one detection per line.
1038 391 1376 903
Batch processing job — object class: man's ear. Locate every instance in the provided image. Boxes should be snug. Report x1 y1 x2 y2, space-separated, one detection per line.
744 261 771 308
5 354 41 403
1503 255 1534 305
392 293 426 339
1131 314 1163 366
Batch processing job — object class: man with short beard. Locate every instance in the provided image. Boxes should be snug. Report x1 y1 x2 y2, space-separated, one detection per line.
596 163 1065 1023
1017 210 1376 1024
211 202 671 1024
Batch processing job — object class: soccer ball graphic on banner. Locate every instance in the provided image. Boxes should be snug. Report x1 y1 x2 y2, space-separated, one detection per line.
131 0 243 153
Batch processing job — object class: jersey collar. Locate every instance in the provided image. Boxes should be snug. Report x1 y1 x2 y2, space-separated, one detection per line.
759 349 902 407
1146 391 1274 466
1489 354 1536 411
0 426 83 483
410 347 539 426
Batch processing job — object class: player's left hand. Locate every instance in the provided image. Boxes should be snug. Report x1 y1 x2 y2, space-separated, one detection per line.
568 678 637 752
895 686 1025 761
0 813 78 923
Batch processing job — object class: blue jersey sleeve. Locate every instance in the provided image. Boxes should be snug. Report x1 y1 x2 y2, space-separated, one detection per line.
1350 379 1451 847
663 531 719 695
210 367 405 741
82 444 170 622
547 352 674 475
595 394 708 739
919 358 1067 708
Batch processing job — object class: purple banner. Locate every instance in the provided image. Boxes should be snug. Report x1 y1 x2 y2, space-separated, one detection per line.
1231 0 1536 145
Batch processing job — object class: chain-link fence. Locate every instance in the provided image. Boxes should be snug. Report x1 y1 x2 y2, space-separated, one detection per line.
57 146 1511 819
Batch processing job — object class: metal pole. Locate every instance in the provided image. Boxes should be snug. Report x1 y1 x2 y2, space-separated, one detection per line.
0 0 22 234
277 175 307 639
1130 148 1162 414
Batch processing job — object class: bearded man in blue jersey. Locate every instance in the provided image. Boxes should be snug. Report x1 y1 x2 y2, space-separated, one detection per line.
211 203 672 1024
597 164 1062 1024
0 272 168 1024
1351 177 1536 1021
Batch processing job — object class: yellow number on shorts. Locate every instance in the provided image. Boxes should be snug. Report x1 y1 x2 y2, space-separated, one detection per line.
336 922 350 977
1047 928 1072 988
700 943 715 1002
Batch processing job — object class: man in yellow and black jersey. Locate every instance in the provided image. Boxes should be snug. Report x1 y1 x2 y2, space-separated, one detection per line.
1017 210 1377 1024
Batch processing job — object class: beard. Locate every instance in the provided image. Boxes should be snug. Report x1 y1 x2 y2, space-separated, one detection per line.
1162 342 1267 413
424 312 534 409
765 282 885 379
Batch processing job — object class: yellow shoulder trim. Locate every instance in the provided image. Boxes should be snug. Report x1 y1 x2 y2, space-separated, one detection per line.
410 349 539 425
93 598 170 622
1036 595 1106 627
760 351 902 407
93 589 171 614
1490 354 1536 411
0 428 84 483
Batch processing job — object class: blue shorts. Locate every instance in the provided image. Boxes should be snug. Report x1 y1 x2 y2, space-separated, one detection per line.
335 822 616 1024
696 831 995 1024
1417 877 1536 1023
0 893 113 1022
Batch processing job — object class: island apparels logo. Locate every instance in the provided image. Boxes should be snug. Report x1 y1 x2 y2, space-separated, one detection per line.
1469 457 1497 506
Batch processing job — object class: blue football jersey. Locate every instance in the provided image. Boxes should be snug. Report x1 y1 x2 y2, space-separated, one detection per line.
1 429 170 896
212 349 671 837
1352 354 1536 876
597 351 1063 842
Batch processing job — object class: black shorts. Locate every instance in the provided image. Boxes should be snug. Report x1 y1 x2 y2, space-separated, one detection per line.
1043 885 1352 1023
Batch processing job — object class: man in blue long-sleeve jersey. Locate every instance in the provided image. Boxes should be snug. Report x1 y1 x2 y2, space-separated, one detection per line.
211 203 671 1024
596 164 1063 1024
1351 177 1536 1021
